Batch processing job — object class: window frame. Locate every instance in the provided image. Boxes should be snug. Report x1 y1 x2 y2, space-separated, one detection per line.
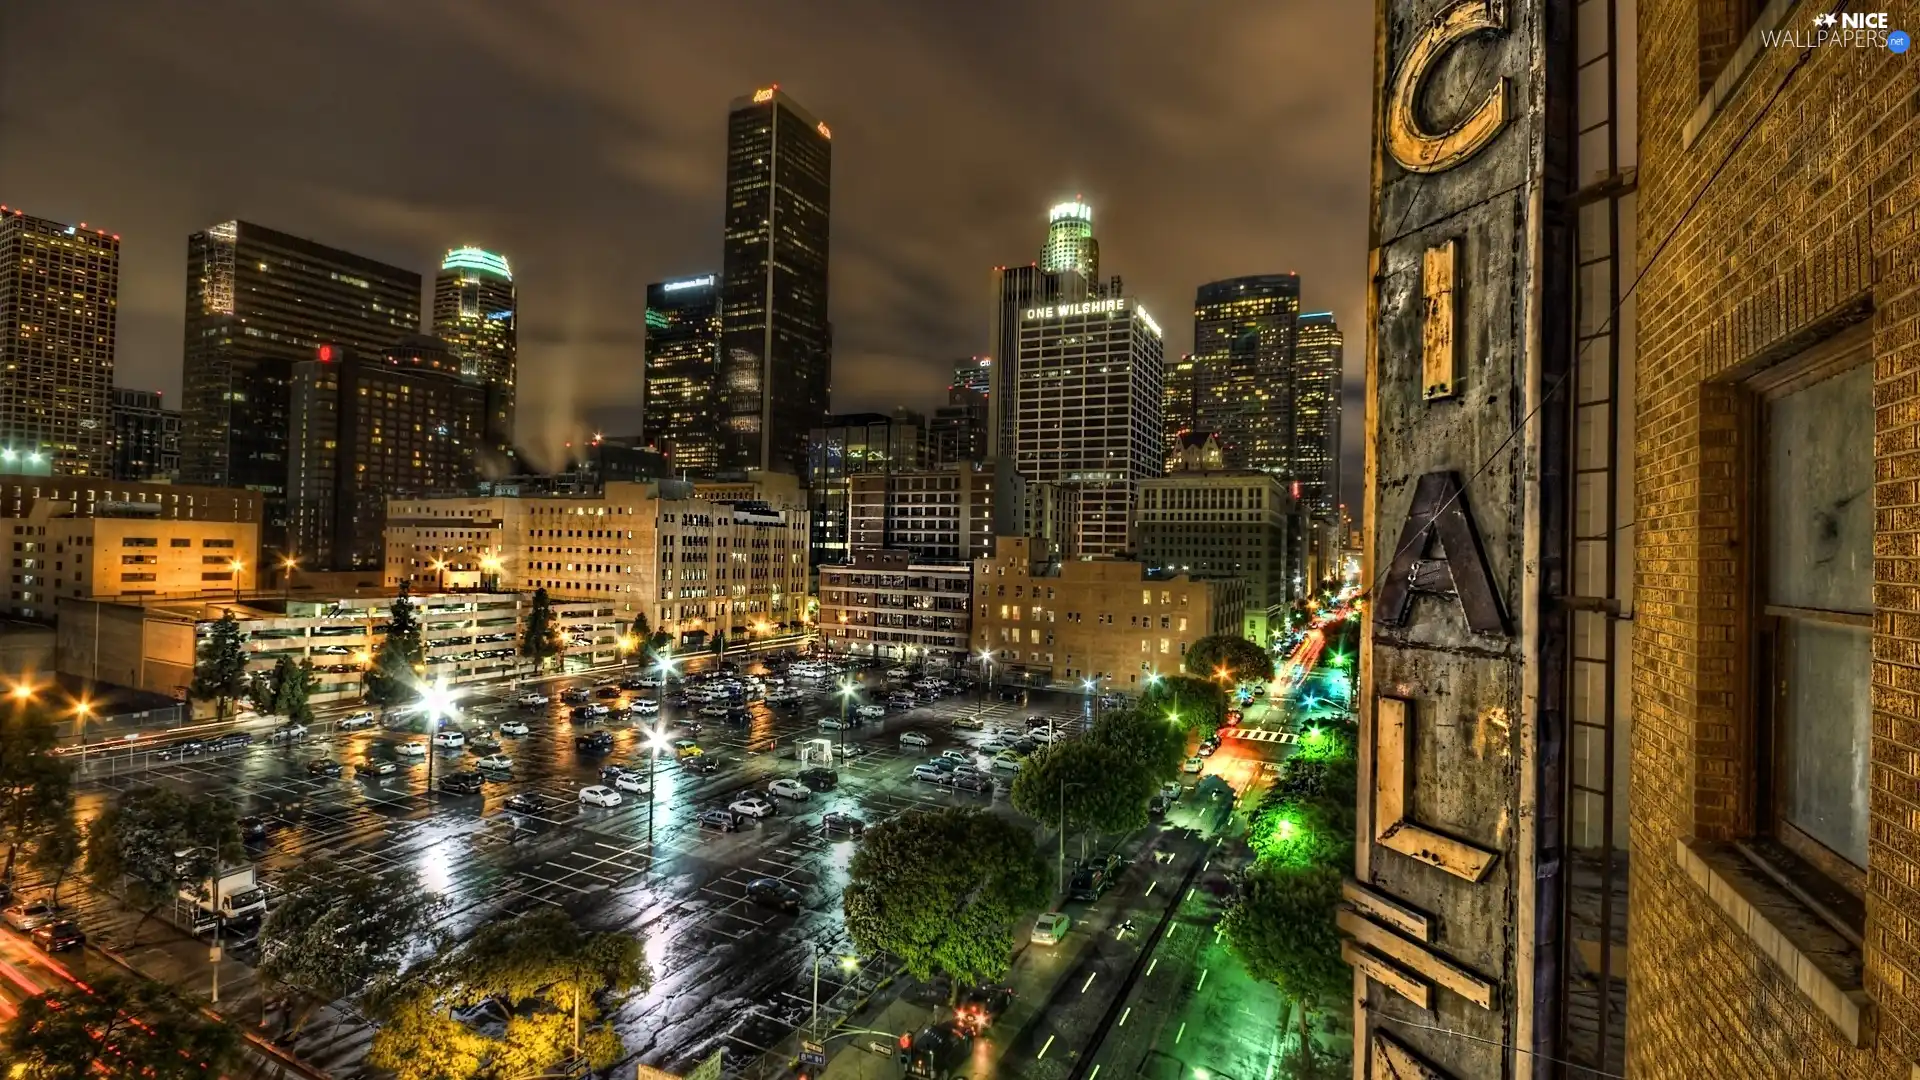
1741 326 1874 927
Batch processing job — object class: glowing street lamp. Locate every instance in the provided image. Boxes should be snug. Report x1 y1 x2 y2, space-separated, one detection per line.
228 558 245 601
479 554 502 590
836 679 858 756
74 698 94 768
643 726 671 851
279 555 298 599
9 683 34 704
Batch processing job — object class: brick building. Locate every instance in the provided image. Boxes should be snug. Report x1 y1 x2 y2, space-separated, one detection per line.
817 549 971 666
1627 3 1920 1077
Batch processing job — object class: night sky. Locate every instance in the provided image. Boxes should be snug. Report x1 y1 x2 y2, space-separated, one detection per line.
1 0 1372 503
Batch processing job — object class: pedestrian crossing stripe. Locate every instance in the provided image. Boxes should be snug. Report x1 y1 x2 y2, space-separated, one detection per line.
1227 727 1298 743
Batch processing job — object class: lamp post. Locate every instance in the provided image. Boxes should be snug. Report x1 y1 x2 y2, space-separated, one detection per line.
1081 677 1099 731
73 699 92 773
976 648 994 723
480 554 502 592
279 556 297 601
812 946 860 1040
644 727 669 856
837 680 857 759
228 558 245 602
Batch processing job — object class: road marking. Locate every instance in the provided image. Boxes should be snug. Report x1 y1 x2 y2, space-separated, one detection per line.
1089 1067 1101 1079
1146 958 1158 977
1225 727 1298 744
1175 1022 1186 1044
1037 1034 1056 1059
1145 881 1156 896
1117 1008 1131 1028
1196 968 1209 990
1081 972 1097 992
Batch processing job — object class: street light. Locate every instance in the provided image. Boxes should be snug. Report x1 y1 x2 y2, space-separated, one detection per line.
9 683 34 705
280 555 298 600
812 945 860 1039
644 727 670 854
228 558 245 602
837 680 857 759
74 699 93 771
975 648 994 722
1081 677 1099 728
420 678 458 792
480 554 502 591
656 650 679 687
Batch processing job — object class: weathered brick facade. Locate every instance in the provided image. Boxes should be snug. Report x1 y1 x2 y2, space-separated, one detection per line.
1630 2 1920 1076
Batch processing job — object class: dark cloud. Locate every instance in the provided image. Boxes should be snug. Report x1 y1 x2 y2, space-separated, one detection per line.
0 0 1371 499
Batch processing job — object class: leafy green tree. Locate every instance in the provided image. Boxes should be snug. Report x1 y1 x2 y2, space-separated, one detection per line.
0 713 73 882
366 585 427 717
260 859 448 1040
843 807 1049 1001
1140 674 1228 736
0 974 240 1079
83 786 241 943
363 987 491 1080
1010 741 1156 839
28 816 82 908
1183 634 1277 684
1221 863 1350 1046
189 610 250 722
1086 707 1186 785
518 587 563 673
252 655 317 725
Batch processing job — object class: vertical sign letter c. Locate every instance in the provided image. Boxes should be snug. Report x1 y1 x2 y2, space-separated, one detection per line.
1386 0 1510 174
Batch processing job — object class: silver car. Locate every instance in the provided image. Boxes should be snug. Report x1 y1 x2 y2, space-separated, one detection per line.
4 898 60 932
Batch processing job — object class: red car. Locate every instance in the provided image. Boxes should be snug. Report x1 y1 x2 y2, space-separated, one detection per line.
1224 709 1243 727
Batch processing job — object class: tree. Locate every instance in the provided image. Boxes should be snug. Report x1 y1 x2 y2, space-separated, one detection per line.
366 908 650 1079
188 610 250 722
1183 634 1277 685
84 787 241 943
0 974 240 1079
251 656 317 725
518 587 563 673
28 817 82 909
366 585 427 717
843 807 1049 1000
1010 741 1157 839
1221 863 1350 1045
259 859 448 1040
0 713 73 882
1140 674 1228 736
1086 707 1186 785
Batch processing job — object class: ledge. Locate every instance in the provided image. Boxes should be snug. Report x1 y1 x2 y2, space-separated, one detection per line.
1683 0 1799 149
1675 839 1872 1047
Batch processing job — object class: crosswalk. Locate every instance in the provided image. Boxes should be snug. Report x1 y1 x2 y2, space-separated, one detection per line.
1226 727 1299 744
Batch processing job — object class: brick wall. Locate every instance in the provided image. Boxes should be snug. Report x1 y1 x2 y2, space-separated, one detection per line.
1631 2 1920 1075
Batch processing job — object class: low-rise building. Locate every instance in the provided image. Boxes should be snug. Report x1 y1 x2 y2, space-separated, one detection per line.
56 589 621 707
817 549 970 667
971 536 1245 692
384 471 809 652
846 459 1024 563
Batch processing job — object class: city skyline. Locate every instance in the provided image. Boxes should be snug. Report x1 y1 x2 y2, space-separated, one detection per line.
0 0 1370 497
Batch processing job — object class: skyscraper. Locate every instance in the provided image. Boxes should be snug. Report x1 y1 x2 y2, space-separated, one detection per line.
1291 312 1343 518
1014 296 1164 556
181 221 420 554
805 410 926 568
1162 352 1197 471
643 274 722 472
0 206 119 475
1041 199 1098 279
952 356 991 397
110 388 180 482
431 247 516 454
719 85 832 474
1191 275 1300 475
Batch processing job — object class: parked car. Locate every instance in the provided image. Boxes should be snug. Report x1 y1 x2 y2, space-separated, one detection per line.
575 731 614 755
633 699 660 715
612 770 650 794
268 723 308 744
305 758 343 778
504 792 548 814
561 688 591 704
517 692 550 708
1029 727 1063 745
468 734 503 754
238 816 269 841
578 785 623 808
1030 912 1071 946
680 754 721 776
1197 736 1220 757
1148 794 1170 818
30 920 84 953
1069 862 1112 900
586 703 610 718
729 795 776 819
337 711 375 731
698 808 741 832
797 767 838 792
158 739 206 761
744 877 801 914
474 753 514 772
856 704 886 720
672 738 702 758
438 771 484 796
768 778 812 801
208 733 252 752
939 749 972 764
913 763 954 785
822 811 865 837
982 736 1015 753
900 730 936 748
4 899 61 932
595 685 621 700
1183 756 1205 773
431 731 466 749
886 667 911 678
569 706 597 722
990 750 1024 772
360 756 398 776
951 771 994 793
1223 709 1243 727
951 714 984 730
499 719 530 737
1159 781 1182 802
395 741 428 759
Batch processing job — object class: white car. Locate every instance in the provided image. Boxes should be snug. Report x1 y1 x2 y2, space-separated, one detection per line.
817 716 845 731
768 778 812 801
729 795 776 819
474 753 513 771
1029 727 1062 744
633 699 660 714
856 704 886 720
613 771 651 794
586 703 611 718
982 736 1015 753
898 731 931 748
337 711 375 731
700 704 730 718
499 720 530 737
516 692 550 707
886 667 911 678
579 785 623 808
432 731 466 749
1183 756 1205 774
395 741 427 758
1031 912 1071 946
636 677 662 688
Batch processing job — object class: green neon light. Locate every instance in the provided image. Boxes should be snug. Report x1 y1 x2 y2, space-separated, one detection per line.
441 247 512 280
645 309 669 330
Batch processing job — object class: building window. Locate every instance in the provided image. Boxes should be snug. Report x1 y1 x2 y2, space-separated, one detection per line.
1699 0 1764 97
1753 346 1872 894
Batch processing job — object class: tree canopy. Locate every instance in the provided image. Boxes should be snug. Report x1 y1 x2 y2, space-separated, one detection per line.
189 611 250 721
1221 863 1349 1013
84 787 241 935
1009 740 1157 837
260 859 448 1039
843 807 1049 997
1085 707 1187 785
0 974 240 1079
1183 634 1277 684
366 585 427 712
0 712 73 881
1139 674 1228 736
517 588 563 673
252 655 317 725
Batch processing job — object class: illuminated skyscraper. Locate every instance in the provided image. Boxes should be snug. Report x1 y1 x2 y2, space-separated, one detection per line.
1291 312 1343 517
0 206 119 475
1191 275 1300 474
719 85 832 474
643 274 722 472
431 246 516 453
181 221 419 554
1041 198 1098 279
1162 352 1196 471
952 356 991 397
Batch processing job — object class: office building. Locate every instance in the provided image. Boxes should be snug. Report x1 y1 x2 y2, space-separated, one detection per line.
971 536 1244 692
1014 295 1164 556
952 356 990 397
1162 352 1196 471
384 472 809 651
0 206 119 476
846 459 1024 564
1040 199 1098 279
2 479 261 621
1137 434 1303 644
431 247 516 454
181 221 421 555
288 337 487 573
110 389 180 482
718 86 832 474
481 437 673 498
818 549 971 667
1191 274 1299 474
57 589 619 708
643 274 723 471
805 411 926 569
1291 311 1342 518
